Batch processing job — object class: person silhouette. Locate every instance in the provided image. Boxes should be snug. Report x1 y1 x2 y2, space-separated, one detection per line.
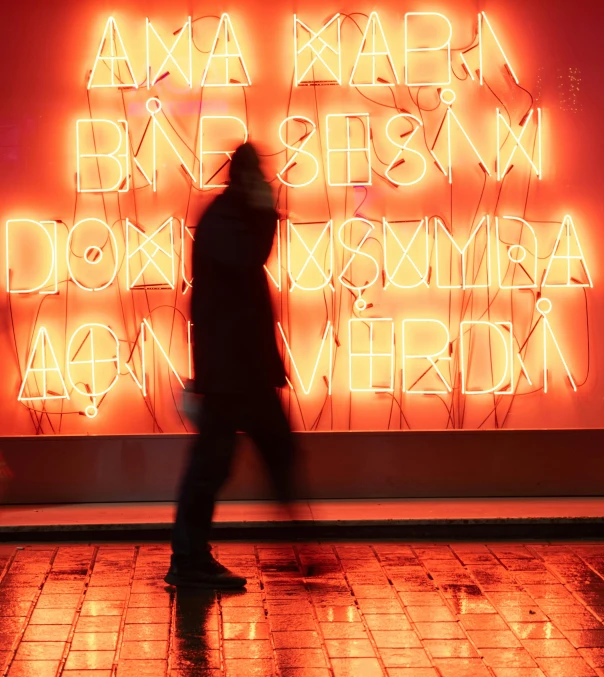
166 143 296 589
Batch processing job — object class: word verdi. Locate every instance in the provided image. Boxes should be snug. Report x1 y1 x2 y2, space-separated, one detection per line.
3 8 594 432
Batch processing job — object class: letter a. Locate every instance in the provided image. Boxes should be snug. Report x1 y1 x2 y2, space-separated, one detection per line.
542 215 593 288
88 17 137 89
18 328 69 402
201 14 251 87
350 12 399 87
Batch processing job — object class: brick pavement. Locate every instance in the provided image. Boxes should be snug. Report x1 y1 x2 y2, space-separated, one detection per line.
2 542 604 676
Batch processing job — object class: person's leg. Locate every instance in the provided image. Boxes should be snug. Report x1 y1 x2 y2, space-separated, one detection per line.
244 389 297 506
170 394 238 569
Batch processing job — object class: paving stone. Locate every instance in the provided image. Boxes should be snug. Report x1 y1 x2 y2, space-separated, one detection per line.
1 542 604 676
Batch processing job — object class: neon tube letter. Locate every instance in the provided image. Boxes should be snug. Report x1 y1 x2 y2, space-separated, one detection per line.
201 14 251 87
542 215 593 288
294 14 341 86
404 13 452 86
76 119 130 193
200 116 249 188
277 116 319 188
126 217 176 290
326 114 371 186
384 114 427 187
146 16 193 88
434 216 491 289
402 319 452 394
383 218 430 289
350 12 398 87
5 220 58 295
287 220 334 292
460 321 513 395
348 318 395 392
338 218 381 307
18 327 69 402
278 322 333 395
66 219 119 292
88 16 137 89
66 324 121 418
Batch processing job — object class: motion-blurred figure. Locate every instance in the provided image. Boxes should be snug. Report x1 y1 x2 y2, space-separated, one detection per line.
166 143 295 589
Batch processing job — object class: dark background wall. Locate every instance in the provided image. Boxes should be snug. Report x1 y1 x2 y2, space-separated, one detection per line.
2 430 604 503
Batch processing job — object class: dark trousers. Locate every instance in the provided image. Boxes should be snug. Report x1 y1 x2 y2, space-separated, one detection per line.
171 388 296 560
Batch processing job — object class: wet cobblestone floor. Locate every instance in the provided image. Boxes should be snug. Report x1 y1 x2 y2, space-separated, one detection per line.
3 543 604 676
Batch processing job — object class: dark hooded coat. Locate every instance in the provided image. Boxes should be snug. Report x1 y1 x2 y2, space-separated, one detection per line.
190 145 286 394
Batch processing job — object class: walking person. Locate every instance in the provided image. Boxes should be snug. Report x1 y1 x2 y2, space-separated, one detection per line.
166 143 295 589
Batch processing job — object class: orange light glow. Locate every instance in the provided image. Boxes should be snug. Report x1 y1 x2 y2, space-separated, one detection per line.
146 16 193 89
278 322 333 395
349 12 399 88
1 4 598 434
294 14 341 86
76 119 130 193
88 16 138 89
126 217 176 290
201 14 251 87
402 319 452 395
404 12 452 87
18 328 69 403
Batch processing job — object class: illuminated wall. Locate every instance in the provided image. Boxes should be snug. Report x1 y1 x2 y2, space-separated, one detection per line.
0 0 601 435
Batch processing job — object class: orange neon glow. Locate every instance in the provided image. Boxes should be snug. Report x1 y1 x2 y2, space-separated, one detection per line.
542 215 593 288
287 220 334 292
382 218 429 289
180 221 194 294
200 116 249 188
537 298 577 393
479 11 519 85
142 319 186 389
263 220 282 291
459 321 512 395
146 17 193 89
294 14 341 86
277 117 319 188
76 119 130 193
134 98 197 192
434 216 491 289
278 322 333 395
338 218 381 307
384 114 426 187
431 90 492 183
348 318 395 392
326 114 372 186
401 319 452 395
67 323 120 418
200 14 251 87
1 3 599 434
404 12 452 87
88 17 138 89
497 108 542 180
349 12 399 87
126 217 176 290
6 220 58 295
67 219 119 292
18 328 69 403
495 216 538 290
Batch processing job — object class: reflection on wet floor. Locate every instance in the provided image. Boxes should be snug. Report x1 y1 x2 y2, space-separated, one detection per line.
2 542 604 675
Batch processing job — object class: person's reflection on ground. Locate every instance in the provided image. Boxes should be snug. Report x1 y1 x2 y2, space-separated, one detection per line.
171 587 247 675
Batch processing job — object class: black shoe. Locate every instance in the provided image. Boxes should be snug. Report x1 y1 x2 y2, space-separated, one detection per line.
165 554 247 589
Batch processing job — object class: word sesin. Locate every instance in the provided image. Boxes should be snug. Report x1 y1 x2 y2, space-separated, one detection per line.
5 214 592 296
88 12 517 89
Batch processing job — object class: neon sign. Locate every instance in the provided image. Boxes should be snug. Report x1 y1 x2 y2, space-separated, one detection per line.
1 6 595 432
